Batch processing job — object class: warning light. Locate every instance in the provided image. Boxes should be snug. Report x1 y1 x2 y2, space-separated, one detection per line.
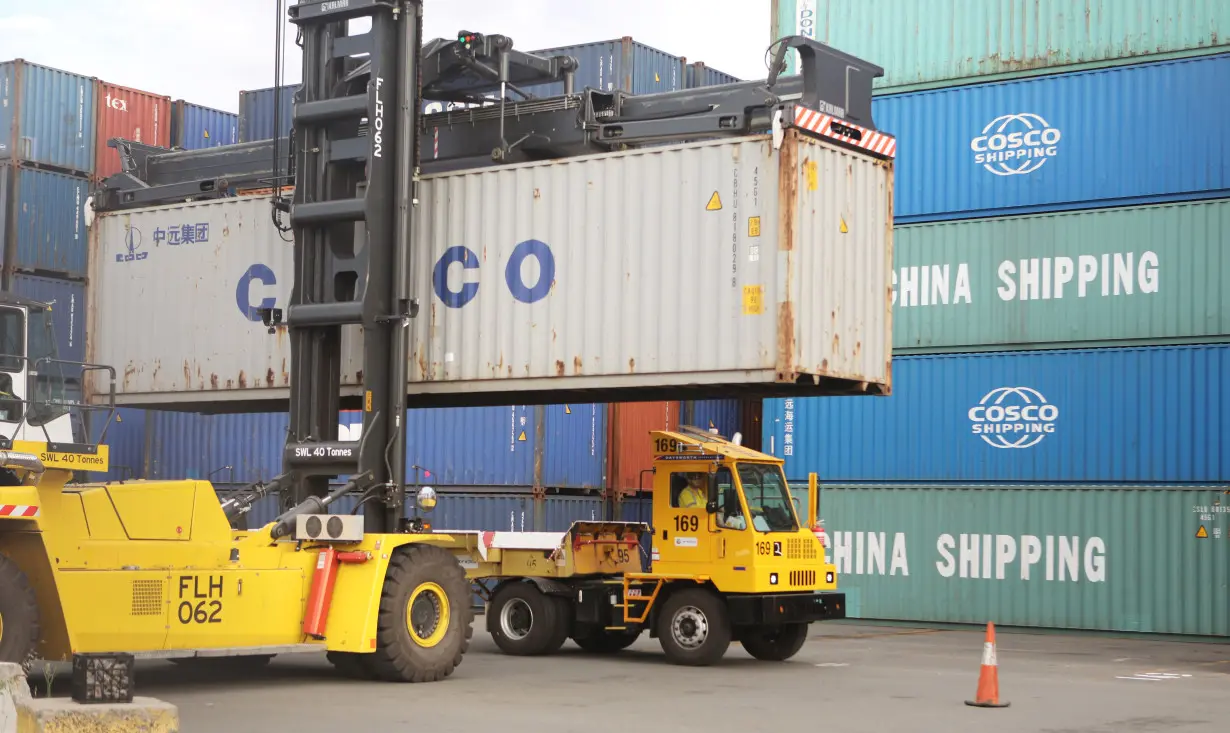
457 31 482 50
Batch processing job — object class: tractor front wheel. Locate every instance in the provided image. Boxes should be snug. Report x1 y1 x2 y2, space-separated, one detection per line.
0 553 39 666
739 623 810 661
365 544 473 682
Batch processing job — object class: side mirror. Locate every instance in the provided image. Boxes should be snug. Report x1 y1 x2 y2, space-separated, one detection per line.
417 485 438 513
706 471 719 514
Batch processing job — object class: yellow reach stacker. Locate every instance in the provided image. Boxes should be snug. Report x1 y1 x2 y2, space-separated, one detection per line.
0 0 895 684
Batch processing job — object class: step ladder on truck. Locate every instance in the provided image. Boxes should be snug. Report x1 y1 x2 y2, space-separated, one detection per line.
0 0 894 683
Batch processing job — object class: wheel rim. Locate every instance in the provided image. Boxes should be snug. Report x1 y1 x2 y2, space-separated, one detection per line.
671 605 709 649
499 598 534 641
405 582 450 648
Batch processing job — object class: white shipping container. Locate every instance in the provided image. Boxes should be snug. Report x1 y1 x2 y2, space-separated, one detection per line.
88 130 893 408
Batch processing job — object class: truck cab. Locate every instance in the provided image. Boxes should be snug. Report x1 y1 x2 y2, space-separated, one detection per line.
650 427 835 596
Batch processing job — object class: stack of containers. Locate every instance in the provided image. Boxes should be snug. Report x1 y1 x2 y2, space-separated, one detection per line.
0 59 94 389
170 100 238 151
763 1 1230 637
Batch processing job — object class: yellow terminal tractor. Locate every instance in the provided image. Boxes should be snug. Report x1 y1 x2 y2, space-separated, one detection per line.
470 426 843 666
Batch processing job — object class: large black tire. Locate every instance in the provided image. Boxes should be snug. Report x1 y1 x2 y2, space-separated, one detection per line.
0 553 39 666
739 623 810 661
544 596 573 655
488 582 565 656
572 628 639 654
656 587 731 667
365 544 473 682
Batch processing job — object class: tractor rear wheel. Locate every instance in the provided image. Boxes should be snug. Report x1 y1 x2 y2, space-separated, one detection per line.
0 553 39 666
365 544 473 682
739 623 810 661
488 582 566 656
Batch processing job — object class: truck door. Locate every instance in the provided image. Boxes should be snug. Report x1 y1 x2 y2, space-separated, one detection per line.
657 470 717 571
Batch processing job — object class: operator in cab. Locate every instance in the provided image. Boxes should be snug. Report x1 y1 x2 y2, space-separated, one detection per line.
676 474 706 509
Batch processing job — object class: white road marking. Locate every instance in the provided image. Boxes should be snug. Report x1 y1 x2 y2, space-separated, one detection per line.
1115 671 1192 681
815 663 849 667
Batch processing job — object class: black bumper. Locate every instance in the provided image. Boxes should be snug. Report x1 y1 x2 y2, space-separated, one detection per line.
726 591 846 626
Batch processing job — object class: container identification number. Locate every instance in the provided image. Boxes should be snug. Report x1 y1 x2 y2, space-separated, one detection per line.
177 575 224 625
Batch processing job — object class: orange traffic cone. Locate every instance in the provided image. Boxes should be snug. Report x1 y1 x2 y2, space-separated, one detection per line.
965 622 1010 708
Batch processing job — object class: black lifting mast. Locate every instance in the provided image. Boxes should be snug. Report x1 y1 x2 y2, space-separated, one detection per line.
259 0 422 535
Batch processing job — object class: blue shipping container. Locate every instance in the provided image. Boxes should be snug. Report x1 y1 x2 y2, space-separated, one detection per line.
764 344 1229 484
237 85 298 143
875 53 1230 223
0 60 95 174
684 399 741 437
84 407 147 482
9 273 85 364
685 62 740 89
173 101 238 150
0 164 88 277
241 492 607 535
136 403 607 490
520 39 685 99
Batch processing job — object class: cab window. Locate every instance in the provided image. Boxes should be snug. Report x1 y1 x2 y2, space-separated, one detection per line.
24 306 70 427
736 463 800 533
0 307 24 373
669 472 708 510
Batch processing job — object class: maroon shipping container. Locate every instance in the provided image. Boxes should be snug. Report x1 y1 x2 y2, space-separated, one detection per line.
93 81 170 180
607 401 680 493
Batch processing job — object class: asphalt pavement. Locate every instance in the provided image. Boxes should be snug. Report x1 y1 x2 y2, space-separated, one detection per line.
33 622 1230 732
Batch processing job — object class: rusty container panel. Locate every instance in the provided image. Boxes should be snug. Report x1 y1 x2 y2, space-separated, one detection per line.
89 132 894 408
88 195 309 404
409 131 893 401
93 81 170 181
608 401 679 493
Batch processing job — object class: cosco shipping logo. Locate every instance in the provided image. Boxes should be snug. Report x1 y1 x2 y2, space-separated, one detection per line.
969 113 1061 176
968 387 1059 449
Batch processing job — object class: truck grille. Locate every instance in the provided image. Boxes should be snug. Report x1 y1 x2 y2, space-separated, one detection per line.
131 580 164 616
789 570 817 587
787 538 818 561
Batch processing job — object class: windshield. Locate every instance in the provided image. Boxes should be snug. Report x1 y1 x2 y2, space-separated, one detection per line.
0 306 24 373
736 463 800 533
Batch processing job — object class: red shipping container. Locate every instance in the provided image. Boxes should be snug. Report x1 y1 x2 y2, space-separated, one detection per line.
608 401 679 493
94 81 170 180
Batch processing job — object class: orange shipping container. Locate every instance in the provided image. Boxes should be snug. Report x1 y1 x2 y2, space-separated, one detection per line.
608 401 679 493
94 81 170 180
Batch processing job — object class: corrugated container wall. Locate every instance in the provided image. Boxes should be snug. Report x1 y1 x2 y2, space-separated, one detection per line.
89 133 894 406
875 53 1230 223
891 198 1230 353
85 407 147 482
520 39 685 98
0 60 95 175
609 401 679 492
407 132 893 401
682 399 742 437
685 62 741 89
10 273 85 363
764 344 1229 484
118 403 606 491
773 0 1230 90
242 492 608 535
0 164 88 278
171 101 238 151
93 82 170 180
815 484 1230 637
237 86 297 143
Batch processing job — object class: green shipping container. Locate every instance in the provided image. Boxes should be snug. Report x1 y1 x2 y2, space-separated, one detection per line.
892 198 1230 353
770 0 1229 90
812 484 1230 637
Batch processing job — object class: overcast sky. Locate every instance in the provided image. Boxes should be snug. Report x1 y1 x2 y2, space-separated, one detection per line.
0 0 776 112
